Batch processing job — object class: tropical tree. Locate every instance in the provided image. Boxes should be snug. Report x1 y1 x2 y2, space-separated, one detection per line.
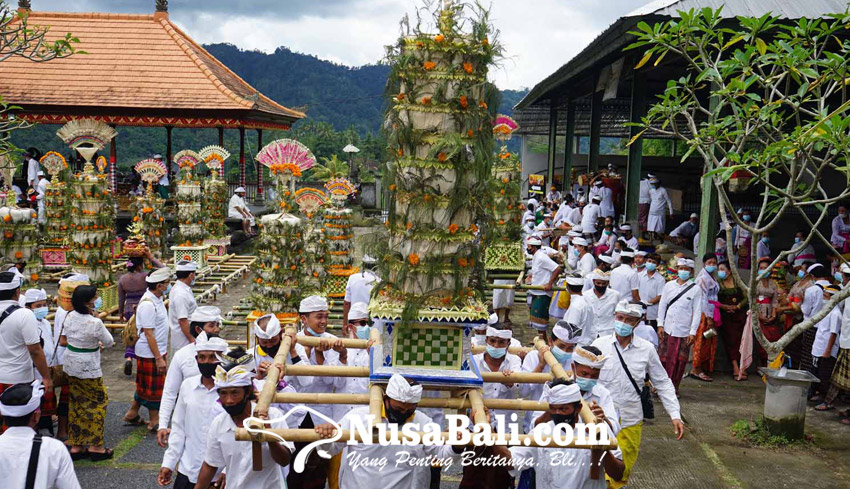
629 8 850 358
308 154 350 182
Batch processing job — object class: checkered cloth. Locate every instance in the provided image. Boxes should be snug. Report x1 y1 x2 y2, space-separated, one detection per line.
135 356 166 409
395 327 461 369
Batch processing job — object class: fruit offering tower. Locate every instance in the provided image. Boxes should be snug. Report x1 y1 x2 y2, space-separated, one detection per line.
322 178 358 298
200 145 231 257
132 158 168 258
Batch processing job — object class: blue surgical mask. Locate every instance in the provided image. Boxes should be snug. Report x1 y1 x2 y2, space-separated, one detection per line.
165 284 172 295
575 375 598 393
761 237 770 244
33 306 48 321
743 215 751 222
93 297 103 311
573 249 580 257
794 237 801 243
613 320 634 337
646 263 657 272
797 270 806 279
705 265 717 274
718 270 728 279
678 270 691 281
306 325 323 336
551 346 572 364
486 345 507 359
475 333 486 343
355 325 371 340
758 270 770 279
835 272 844 284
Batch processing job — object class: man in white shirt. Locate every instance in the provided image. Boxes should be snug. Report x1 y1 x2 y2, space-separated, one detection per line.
572 237 596 277
526 237 563 333
546 186 562 204
0 271 51 395
610 251 640 302
314 374 463 489
195 364 294 489
657 258 702 392
581 195 602 237
637 253 666 328
157 307 223 447
335 302 376 420
592 301 683 489
228 187 256 236
125 267 172 430
619 224 639 251
493 381 625 489
343 256 380 325
647 177 673 243
825 263 850 415
25 148 40 189
0 381 80 489
590 179 615 218
159 335 229 488
583 271 621 339
154 153 170 199
566 198 583 228
169 260 198 352
670 213 699 248
474 323 522 426
535 213 554 248
638 174 653 237
35 172 48 223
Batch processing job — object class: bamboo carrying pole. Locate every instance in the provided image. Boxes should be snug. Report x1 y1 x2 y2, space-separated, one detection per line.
487 283 567 291
268 392 551 412
253 325 296 471
234 428 618 450
281 364 553 384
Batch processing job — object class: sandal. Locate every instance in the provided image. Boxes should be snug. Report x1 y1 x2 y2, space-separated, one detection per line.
840 418 850 425
815 403 834 411
122 415 146 426
70 449 89 461
88 448 113 462
690 373 713 382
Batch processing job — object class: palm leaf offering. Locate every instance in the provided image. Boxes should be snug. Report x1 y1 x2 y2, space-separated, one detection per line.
173 149 201 170
199 145 230 174
324 178 357 198
56 118 117 150
256 138 316 174
39 151 67 177
492 114 519 141
134 158 167 184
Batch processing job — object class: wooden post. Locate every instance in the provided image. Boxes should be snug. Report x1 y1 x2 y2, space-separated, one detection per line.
239 127 246 188
698 82 721 257
218 126 225 146
165 125 173 186
109 124 117 193
625 69 646 221
589 74 603 173
563 102 575 192
546 103 558 188
255 129 264 205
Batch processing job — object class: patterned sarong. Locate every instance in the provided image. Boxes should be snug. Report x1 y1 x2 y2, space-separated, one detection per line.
68 376 108 446
135 356 166 410
659 335 690 389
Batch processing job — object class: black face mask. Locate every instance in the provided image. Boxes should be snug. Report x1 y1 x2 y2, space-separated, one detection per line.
551 413 577 426
223 395 251 417
263 342 281 358
385 402 414 425
198 362 218 378
594 284 608 294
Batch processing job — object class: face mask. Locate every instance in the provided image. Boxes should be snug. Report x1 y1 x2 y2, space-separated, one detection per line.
742 215 751 222
573 249 580 257
356 325 371 340
636 262 645 268
718 270 728 279
486 345 507 359
190 279 196 286
604 230 612 236
613 320 634 337
551 346 572 364
33 306 49 321
198 362 218 378
758 270 770 279
705 265 717 274
222 395 251 417
678 270 691 281
761 237 770 244
575 376 598 392
646 263 657 272
835 272 844 283
306 325 323 337
475 333 486 343
93 297 103 311
385 402 414 425
795 237 801 243
841 213 847 218
551 412 577 426
263 342 281 358
165 284 172 295
797 270 806 279
594 284 608 294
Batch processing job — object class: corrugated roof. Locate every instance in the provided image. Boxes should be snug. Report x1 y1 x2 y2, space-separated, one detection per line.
0 11 304 124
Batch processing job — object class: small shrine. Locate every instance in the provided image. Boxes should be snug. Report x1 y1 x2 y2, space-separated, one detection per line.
200 145 231 258
322 178 358 298
484 114 524 272
171 149 208 270
132 158 168 259
39 151 71 270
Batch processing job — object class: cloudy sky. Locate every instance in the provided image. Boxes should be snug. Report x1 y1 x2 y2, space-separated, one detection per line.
28 0 655 90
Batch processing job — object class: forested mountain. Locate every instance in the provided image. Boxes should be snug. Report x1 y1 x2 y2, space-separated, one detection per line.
10 43 528 173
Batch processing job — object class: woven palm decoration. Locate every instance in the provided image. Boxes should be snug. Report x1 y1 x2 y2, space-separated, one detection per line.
324 178 357 198
135 158 167 185
56 118 117 150
39 151 67 177
294 187 327 216
173 149 201 170
492 114 519 141
256 139 316 173
199 145 230 177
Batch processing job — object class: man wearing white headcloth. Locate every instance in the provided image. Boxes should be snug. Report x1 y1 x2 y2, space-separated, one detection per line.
619 224 638 251
333 302 376 420
521 320 583 432
473 314 521 349
21 288 58 434
228 186 256 236
657 258 701 391
526 237 563 333
0 271 52 406
491 380 625 489
638 173 654 236
647 176 673 242
583 270 621 338
342 256 380 327
609 250 641 302
158 335 228 489
474 323 522 426
593 300 683 489
314 374 464 489
195 364 294 489
0 381 80 489
157 306 223 447
169 260 198 351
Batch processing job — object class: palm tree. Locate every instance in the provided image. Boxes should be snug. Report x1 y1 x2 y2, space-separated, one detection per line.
308 154 350 182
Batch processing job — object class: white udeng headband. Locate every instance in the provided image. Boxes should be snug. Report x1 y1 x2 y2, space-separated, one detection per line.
544 382 581 405
385 374 422 403
572 345 606 369
0 380 44 417
214 365 253 389
486 326 513 339
254 314 282 339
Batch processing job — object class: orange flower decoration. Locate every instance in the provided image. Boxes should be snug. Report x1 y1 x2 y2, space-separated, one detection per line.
421 97 432 105
416 41 425 48
479 101 488 109
408 253 420 266
502 177 510 183
483 38 489 46
434 34 445 43
500 189 506 195
470 224 479 233
448 223 459 234
437 152 447 162
467 129 474 138
459 96 468 109
2 215 10 222
30 274 39 281
458 258 469 267
291 265 297 270
406 222 412 229
389 184 397 191
397 149 403 157
397 93 405 101
423 61 436 71
463 62 473 74
14 251 23 259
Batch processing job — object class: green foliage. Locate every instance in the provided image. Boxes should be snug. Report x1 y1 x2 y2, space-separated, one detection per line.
730 417 810 448
309 154 350 182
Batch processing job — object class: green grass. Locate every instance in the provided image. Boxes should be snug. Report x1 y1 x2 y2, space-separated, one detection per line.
73 425 147 468
730 418 812 449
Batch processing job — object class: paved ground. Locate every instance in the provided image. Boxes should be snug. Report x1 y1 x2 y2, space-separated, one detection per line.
58 267 850 489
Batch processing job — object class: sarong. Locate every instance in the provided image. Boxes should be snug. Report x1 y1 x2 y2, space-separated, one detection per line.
529 294 551 325
492 279 515 310
737 236 752 269
68 376 108 447
814 356 838 397
692 314 717 373
135 356 166 410
607 422 642 489
659 335 690 389
800 328 817 372
827 348 850 403
647 213 665 233
638 203 649 231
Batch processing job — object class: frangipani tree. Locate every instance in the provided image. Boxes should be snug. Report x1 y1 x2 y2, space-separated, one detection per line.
630 8 850 357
